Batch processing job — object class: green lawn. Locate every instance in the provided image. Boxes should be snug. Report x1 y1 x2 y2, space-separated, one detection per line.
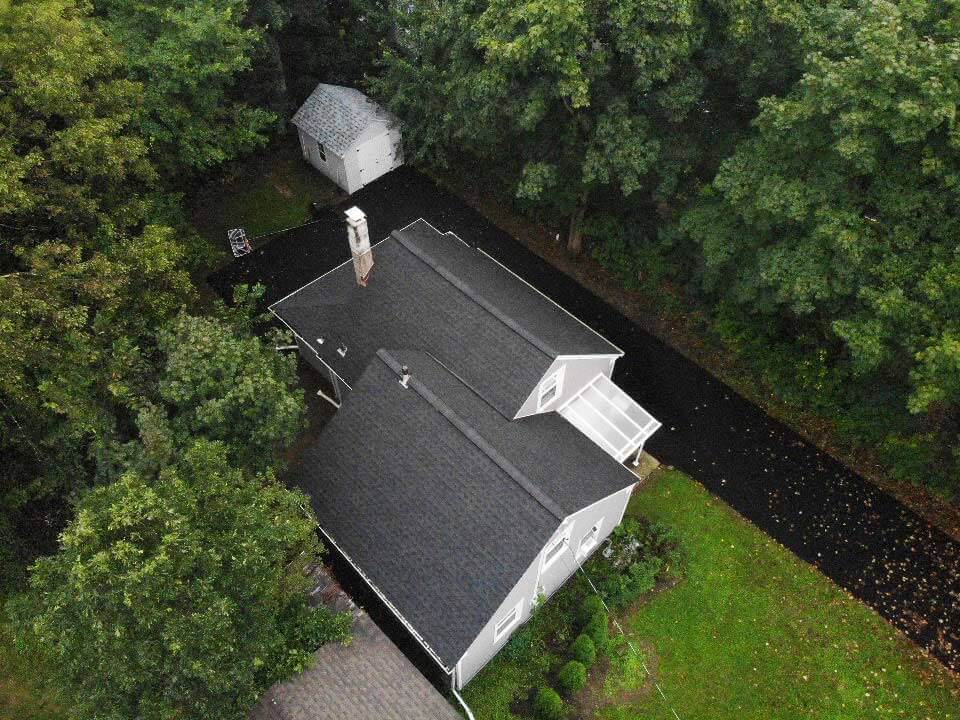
464 469 960 719
190 134 342 250
0 624 62 720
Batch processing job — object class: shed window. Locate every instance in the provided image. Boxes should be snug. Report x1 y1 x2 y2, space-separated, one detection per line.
577 519 604 558
316 141 326 163
537 366 565 411
493 599 523 643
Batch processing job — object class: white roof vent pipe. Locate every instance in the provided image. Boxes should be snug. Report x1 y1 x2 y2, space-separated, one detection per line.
399 365 411 388
345 206 374 287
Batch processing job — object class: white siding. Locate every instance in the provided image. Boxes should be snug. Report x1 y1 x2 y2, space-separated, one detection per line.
514 355 619 419
299 128 351 192
454 483 635 688
300 125 402 194
356 128 404 188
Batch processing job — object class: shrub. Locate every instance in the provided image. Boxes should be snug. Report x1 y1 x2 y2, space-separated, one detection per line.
557 660 588 696
879 433 938 484
535 686 566 720
583 610 609 651
500 594 555 678
570 633 596 667
578 595 605 627
585 517 685 608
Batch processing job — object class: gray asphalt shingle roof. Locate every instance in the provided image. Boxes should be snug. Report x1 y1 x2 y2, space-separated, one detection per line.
272 218 620 417
291 84 395 155
287 350 636 669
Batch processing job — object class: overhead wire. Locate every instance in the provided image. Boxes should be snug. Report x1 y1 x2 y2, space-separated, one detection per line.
559 537 684 720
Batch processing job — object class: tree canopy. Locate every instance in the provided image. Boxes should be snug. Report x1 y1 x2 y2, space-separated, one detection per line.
11 439 348 720
0 0 155 241
93 0 277 175
372 0 960 497
679 0 960 490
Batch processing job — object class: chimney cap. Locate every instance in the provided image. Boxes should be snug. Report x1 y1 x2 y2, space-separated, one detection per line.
344 206 366 224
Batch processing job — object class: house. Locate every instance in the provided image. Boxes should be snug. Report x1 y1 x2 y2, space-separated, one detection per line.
270 209 661 690
291 84 403 194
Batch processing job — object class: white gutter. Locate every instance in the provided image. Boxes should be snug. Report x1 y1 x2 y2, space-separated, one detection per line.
305 511 454 675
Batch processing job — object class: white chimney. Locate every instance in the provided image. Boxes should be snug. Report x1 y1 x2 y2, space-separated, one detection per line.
345 206 373 287
399 365 411 388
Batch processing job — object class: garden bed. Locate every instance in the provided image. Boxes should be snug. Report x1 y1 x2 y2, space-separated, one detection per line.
462 469 960 720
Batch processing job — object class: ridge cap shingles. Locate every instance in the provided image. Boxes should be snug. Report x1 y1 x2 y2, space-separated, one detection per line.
377 349 565 521
390 229 558 358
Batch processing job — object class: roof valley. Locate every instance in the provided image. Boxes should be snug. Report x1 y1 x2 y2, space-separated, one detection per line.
376 350 566 521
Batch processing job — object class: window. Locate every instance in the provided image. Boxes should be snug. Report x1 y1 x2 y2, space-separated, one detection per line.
577 519 604 558
316 141 326 163
493 599 523 643
541 526 572 573
537 366 565 411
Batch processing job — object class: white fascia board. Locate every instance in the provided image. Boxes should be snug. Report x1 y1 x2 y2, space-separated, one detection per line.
265 218 428 387
267 233 392 311
568 481 639 525
267 215 427 311
554 353 623 361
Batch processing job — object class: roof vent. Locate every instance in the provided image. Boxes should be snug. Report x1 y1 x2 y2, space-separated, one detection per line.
399 365 411 388
345 206 373 287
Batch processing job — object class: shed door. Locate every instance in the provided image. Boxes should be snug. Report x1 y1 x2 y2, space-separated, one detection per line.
357 134 397 187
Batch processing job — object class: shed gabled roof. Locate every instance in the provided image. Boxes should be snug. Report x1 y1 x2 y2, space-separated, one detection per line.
272 219 621 417
286 350 636 669
291 83 396 155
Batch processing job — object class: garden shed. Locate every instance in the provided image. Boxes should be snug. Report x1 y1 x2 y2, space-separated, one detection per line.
291 83 403 194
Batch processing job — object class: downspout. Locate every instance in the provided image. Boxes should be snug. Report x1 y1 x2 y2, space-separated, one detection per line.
451 687 476 720
450 662 475 720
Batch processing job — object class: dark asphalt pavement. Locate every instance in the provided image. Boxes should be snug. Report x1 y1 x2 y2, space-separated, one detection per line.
209 166 960 671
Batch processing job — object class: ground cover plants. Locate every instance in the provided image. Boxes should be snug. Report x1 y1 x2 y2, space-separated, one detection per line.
463 469 960 719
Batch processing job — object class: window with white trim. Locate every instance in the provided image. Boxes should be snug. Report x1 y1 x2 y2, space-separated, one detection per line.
493 599 524 643
537 365 565 411
577 519 604 558
316 141 327 163
541 525 572 572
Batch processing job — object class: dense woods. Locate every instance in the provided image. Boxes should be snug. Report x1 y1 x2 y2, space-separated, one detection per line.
1 0 958 717
372 0 960 499
0 1 347 716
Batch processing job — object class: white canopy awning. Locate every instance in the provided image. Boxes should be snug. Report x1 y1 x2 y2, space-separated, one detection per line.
559 374 661 464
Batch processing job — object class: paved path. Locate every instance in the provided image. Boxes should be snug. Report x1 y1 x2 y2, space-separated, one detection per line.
211 166 960 671
249 566 460 720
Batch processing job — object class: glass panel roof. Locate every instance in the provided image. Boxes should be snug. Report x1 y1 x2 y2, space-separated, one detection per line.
559 374 660 461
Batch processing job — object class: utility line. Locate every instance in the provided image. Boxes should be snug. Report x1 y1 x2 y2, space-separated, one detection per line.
561 539 683 720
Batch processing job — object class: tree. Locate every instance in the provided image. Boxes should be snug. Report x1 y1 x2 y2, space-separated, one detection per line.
277 0 394 102
151 292 306 474
10 439 350 720
0 0 156 244
94 0 277 175
0 234 194 588
371 0 707 252
680 0 960 492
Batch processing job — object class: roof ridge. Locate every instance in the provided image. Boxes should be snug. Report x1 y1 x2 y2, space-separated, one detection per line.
390 228 557 358
376 349 565 521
